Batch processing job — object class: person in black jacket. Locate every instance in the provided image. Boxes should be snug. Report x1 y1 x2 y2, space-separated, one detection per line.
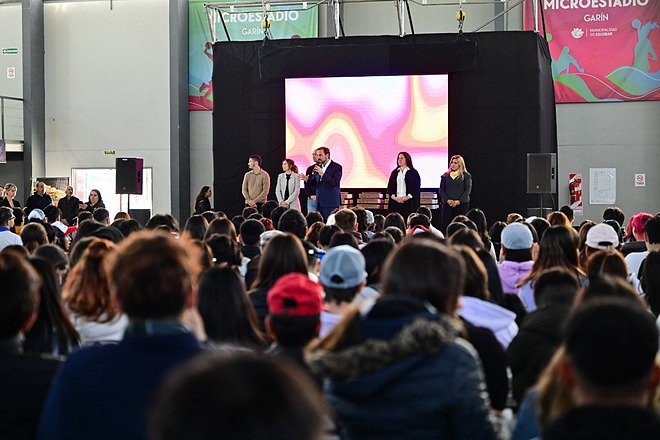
0 251 62 440
193 186 212 214
25 181 53 216
439 154 472 233
57 186 81 226
80 189 105 213
387 151 421 221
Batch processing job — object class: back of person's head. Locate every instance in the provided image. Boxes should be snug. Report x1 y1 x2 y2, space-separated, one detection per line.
252 234 308 290
21 222 48 253
448 228 483 253
585 222 620 253
201 211 217 224
242 207 258 219
247 213 263 221
205 234 242 267
546 211 571 229
43 205 61 223
329 231 359 249
33 244 69 272
381 240 465 315
68 236 96 268
507 213 523 224
453 245 489 300
146 214 179 233
562 298 658 400
641 251 660 318
318 224 340 248
259 217 274 231
106 231 198 320
0 252 41 337
361 239 395 285
334 208 357 233
602 207 625 228
501 222 534 257
305 211 324 228
629 212 654 241
230 216 245 235
577 275 645 307
644 215 660 244
197 266 264 348
384 212 406 234
536 225 580 271
466 208 489 237
62 239 117 321
183 215 209 241
407 213 431 230
446 221 468 238
305 222 324 246
529 217 550 242
586 249 628 284
416 206 432 220
351 207 368 232
278 209 307 240
371 214 386 233
320 245 366 304
239 219 265 246
383 226 404 244
77 210 93 224
267 273 323 346
270 206 288 229
114 211 130 220
205 218 237 242
149 353 328 440
90 226 124 244
559 205 574 223
12 207 24 227
261 200 279 219
533 267 580 307
92 207 110 224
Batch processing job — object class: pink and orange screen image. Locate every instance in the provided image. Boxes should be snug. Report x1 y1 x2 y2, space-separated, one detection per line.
285 75 449 189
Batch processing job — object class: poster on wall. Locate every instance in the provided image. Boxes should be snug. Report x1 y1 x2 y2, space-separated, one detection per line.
569 173 583 216
189 0 318 111
589 168 616 204
524 1 660 102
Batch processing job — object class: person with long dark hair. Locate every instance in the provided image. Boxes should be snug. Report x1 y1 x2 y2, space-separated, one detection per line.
194 186 212 214
307 240 496 439
387 152 421 221
439 154 472 233
247 234 309 332
23 257 81 356
197 266 267 349
80 189 105 213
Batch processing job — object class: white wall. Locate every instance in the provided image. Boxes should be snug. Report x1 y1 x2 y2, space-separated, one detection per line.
0 3 23 99
44 0 171 214
557 101 660 222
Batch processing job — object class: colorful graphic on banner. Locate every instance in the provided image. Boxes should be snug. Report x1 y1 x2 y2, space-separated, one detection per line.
189 0 318 111
569 173 583 216
525 1 659 102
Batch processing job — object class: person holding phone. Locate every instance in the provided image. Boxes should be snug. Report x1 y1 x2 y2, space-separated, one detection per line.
387 152 421 221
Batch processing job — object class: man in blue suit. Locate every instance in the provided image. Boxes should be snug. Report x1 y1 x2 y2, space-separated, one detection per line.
305 147 342 221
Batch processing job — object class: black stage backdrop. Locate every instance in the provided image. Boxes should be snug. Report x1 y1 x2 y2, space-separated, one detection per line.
213 31 557 223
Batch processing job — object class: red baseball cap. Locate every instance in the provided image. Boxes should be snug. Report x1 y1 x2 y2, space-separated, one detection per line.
267 273 323 317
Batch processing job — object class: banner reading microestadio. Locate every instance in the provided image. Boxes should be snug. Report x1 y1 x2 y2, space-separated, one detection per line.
189 0 318 111
525 0 660 103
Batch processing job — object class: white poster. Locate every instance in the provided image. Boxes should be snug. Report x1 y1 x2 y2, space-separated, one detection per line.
589 168 616 204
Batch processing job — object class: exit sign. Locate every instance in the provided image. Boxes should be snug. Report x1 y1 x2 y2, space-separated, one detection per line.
103 150 116 157
2 48 19 55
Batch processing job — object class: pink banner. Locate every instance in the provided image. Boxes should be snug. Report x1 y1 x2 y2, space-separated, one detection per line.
525 1 660 102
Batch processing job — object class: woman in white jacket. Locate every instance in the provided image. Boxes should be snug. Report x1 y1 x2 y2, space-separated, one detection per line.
275 158 301 211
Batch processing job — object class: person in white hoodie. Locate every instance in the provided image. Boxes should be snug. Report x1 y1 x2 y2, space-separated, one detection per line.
497 222 535 294
454 245 518 349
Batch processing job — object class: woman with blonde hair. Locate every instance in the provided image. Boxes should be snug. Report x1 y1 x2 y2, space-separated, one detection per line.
62 238 128 344
439 154 472 232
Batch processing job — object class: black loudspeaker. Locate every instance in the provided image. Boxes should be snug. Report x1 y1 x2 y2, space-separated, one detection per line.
129 209 151 226
527 153 556 194
116 158 144 194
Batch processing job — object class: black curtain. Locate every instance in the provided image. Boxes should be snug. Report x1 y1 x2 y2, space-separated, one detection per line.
213 32 557 222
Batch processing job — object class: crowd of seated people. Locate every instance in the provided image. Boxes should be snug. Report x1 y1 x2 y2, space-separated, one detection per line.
1 195 659 440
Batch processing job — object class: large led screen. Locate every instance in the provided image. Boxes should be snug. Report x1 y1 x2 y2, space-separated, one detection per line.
285 75 449 189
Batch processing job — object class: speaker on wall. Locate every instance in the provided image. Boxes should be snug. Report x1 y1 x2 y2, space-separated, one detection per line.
527 153 556 194
116 158 144 195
